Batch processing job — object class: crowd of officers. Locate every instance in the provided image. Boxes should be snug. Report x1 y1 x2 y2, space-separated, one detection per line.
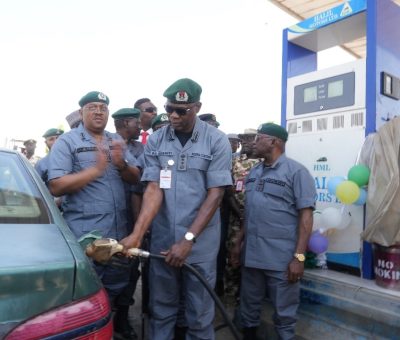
29 78 316 340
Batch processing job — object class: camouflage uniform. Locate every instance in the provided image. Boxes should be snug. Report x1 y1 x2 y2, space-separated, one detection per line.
225 154 261 299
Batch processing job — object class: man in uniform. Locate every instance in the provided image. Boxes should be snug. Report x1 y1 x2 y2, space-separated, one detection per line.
121 78 232 339
35 128 64 187
134 98 158 144
111 107 144 339
151 113 170 132
23 139 41 166
198 113 220 128
48 91 141 308
112 108 144 159
225 128 261 299
227 133 241 159
231 123 315 340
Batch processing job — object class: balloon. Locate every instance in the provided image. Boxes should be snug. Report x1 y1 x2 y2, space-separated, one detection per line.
312 210 325 232
354 188 367 206
321 207 342 229
336 206 352 230
336 180 360 204
308 231 329 254
348 165 370 187
327 176 345 195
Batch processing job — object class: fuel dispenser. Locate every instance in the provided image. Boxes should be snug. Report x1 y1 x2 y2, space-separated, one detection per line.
281 0 400 278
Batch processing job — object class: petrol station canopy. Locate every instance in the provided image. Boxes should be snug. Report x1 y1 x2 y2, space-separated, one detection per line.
270 0 400 59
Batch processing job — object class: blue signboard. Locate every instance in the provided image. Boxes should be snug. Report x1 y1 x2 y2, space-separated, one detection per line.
288 0 366 34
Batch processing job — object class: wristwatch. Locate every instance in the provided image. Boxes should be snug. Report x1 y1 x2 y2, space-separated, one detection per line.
294 253 306 262
184 232 196 243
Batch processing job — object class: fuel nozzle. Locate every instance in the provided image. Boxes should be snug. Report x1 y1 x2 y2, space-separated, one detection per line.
127 248 150 258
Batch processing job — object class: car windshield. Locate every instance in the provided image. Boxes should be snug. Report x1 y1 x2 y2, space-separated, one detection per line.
0 152 50 224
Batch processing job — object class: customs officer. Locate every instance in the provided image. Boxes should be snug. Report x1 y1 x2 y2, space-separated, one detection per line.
121 78 232 340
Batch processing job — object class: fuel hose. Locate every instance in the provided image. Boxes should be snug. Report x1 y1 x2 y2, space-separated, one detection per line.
129 248 241 340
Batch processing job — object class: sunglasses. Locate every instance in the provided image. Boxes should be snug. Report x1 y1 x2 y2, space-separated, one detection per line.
142 107 157 113
164 105 193 116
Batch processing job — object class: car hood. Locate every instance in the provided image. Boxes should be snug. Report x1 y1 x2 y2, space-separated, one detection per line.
0 224 83 323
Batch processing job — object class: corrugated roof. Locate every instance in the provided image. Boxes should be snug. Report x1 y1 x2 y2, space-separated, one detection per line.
269 0 400 59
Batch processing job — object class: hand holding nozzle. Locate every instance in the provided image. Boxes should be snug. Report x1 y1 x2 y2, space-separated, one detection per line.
85 238 149 264
126 247 150 258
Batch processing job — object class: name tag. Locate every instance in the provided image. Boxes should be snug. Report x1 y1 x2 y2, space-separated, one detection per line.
235 179 244 192
160 169 172 189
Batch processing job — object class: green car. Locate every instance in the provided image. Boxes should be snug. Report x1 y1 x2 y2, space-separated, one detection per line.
0 149 112 339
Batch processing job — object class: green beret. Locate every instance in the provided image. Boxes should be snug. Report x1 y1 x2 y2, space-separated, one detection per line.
257 123 288 142
198 113 220 127
79 91 109 108
42 128 64 138
112 108 140 120
23 139 36 146
151 113 169 129
163 78 202 104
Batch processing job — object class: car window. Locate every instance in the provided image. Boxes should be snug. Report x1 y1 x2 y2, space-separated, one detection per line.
0 152 50 224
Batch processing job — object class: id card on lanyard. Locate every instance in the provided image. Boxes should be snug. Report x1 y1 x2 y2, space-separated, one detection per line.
160 169 172 189
160 159 174 189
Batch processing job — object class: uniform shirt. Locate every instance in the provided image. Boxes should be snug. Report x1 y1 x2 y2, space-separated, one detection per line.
243 154 316 271
48 124 138 240
127 139 144 158
27 154 41 167
142 118 232 263
35 154 50 186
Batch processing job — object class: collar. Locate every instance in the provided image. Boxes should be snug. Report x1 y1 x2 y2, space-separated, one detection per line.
78 123 112 143
264 153 286 169
167 117 202 143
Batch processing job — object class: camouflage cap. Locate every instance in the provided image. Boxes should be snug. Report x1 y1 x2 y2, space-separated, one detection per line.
227 133 240 140
238 128 257 138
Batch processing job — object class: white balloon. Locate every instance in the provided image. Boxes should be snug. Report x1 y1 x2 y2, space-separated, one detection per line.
321 207 342 229
336 206 352 230
312 210 325 231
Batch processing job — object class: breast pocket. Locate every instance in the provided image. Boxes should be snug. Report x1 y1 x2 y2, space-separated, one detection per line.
263 182 285 199
245 178 256 192
188 154 212 171
76 148 98 169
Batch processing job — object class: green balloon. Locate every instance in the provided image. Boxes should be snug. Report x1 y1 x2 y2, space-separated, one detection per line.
348 165 370 187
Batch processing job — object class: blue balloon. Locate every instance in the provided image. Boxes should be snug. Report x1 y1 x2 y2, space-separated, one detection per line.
354 188 367 205
308 232 329 254
327 176 346 195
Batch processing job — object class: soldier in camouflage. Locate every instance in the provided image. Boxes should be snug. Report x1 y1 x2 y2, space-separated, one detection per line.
225 128 261 300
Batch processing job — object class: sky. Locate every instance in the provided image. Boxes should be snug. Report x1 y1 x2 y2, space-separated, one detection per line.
0 0 354 156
